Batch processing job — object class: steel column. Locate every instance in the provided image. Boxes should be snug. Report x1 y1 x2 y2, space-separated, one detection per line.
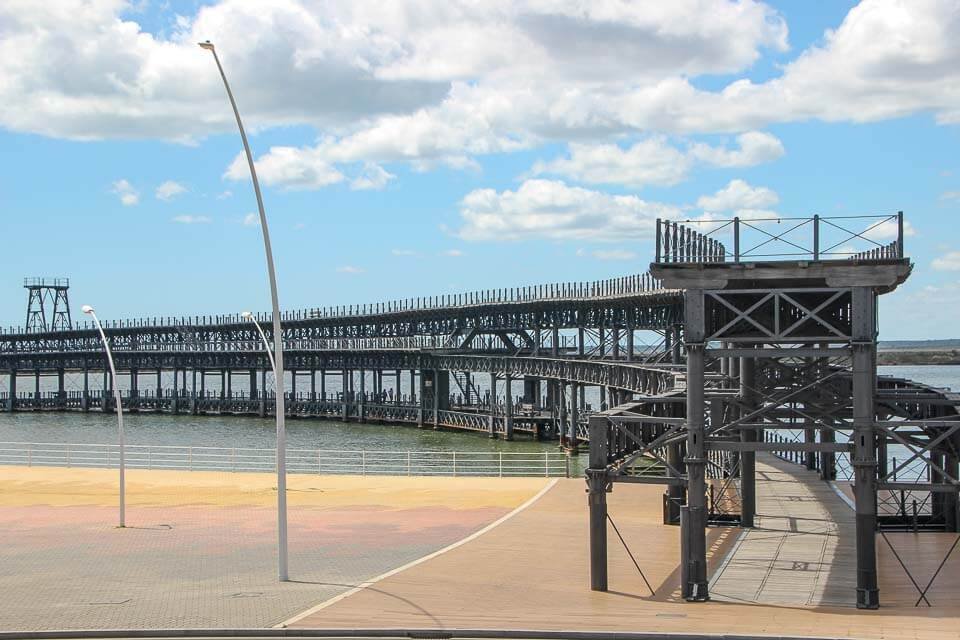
740 355 757 528
851 286 879 609
682 289 709 601
587 415 609 591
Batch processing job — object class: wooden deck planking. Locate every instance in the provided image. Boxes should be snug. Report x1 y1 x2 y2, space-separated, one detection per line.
710 455 857 607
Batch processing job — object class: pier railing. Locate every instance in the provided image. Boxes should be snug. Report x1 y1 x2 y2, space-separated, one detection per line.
0 441 570 477
655 213 905 263
3 271 667 336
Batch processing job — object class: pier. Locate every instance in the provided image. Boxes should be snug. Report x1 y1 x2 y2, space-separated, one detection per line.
2 212 960 612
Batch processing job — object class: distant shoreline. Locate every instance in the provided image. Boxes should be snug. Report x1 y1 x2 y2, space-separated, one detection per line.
878 349 960 366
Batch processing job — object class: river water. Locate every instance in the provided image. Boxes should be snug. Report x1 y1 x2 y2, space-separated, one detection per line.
0 365 955 457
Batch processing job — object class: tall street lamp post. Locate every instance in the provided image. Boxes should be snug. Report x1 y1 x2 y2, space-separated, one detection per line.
200 40 288 581
82 305 125 528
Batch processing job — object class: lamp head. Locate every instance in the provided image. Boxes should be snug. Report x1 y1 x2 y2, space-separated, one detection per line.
241 311 253 319
198 40 215 51
81 305 94 314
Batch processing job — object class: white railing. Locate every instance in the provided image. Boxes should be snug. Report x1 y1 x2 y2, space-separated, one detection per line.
0 441 569 477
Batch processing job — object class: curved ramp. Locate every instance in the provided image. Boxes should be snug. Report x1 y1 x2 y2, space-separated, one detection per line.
710 454 857 607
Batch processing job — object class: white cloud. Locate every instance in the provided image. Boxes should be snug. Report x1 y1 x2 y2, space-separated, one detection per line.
441 249 464 257
941 190 960 201
391 248 419 256
336 265 364 274
592 249 638 261
350 163 396 191
216 190 233 200
932 251 960 271
689 131 784 167
863 217 916 242
111 179 139 206
172 215 211 224
225 145 345 190
155 180 186 201
532 137 691 188
696 179 778 212
0 2 787 157
7 1 960 190
457 179 680 242
533 131 784 188
242 213 258 226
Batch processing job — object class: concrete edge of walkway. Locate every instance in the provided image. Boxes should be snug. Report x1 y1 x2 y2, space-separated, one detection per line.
829 482 855 511
0 628 857 640
277 478 561 628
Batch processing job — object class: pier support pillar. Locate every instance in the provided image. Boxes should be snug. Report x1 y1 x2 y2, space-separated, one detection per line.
804 424 817 470
504 374 514 441
740 355 757 528
358 369 365 422
587 415 609 591
664 401 686 524
57 368 65 408
568 381 579 452
259 369 267 417
343 370 350 421
522 377 540 410
81 365 89 412
488 372 497 438
6 370 15 412
851 287 879 609
171 368 179 414
103 369 110 412
191 369 198 415
681 290 709 601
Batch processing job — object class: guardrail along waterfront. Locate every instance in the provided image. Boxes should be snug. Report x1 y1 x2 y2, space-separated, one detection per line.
0 441 570 477
655 212 905 263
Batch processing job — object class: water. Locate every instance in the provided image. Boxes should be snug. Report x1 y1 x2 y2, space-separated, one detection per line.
878 365 960 391
0 411 559 455
0 365 955 470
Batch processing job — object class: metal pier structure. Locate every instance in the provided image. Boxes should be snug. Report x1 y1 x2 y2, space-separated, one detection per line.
586 212 960 609
1 271 683 442
1 212 958 608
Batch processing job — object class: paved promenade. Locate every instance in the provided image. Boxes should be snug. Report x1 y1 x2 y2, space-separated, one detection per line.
0 465 549 630
291 455 960 639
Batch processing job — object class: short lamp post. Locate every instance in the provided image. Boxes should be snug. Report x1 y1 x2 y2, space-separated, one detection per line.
242 311 276 371
82 304 125 528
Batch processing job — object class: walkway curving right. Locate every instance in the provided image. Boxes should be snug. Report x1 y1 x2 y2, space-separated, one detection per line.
710 454 857 607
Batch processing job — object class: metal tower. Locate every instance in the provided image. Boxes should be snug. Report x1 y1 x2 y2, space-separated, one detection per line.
24 278 72 332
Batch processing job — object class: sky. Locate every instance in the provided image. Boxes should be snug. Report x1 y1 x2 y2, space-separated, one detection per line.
1 0 960 339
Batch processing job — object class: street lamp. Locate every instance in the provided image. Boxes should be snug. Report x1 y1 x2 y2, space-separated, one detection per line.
201 40 288 581
242 311 276 371
82 305 125 528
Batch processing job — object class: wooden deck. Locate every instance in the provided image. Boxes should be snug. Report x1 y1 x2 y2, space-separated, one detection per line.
288 458 960 639
710 455 857 607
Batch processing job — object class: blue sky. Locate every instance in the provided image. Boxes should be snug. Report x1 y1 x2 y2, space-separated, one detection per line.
1 0 959 339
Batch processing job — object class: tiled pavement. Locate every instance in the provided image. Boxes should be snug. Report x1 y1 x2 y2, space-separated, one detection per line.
0 466 547 631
